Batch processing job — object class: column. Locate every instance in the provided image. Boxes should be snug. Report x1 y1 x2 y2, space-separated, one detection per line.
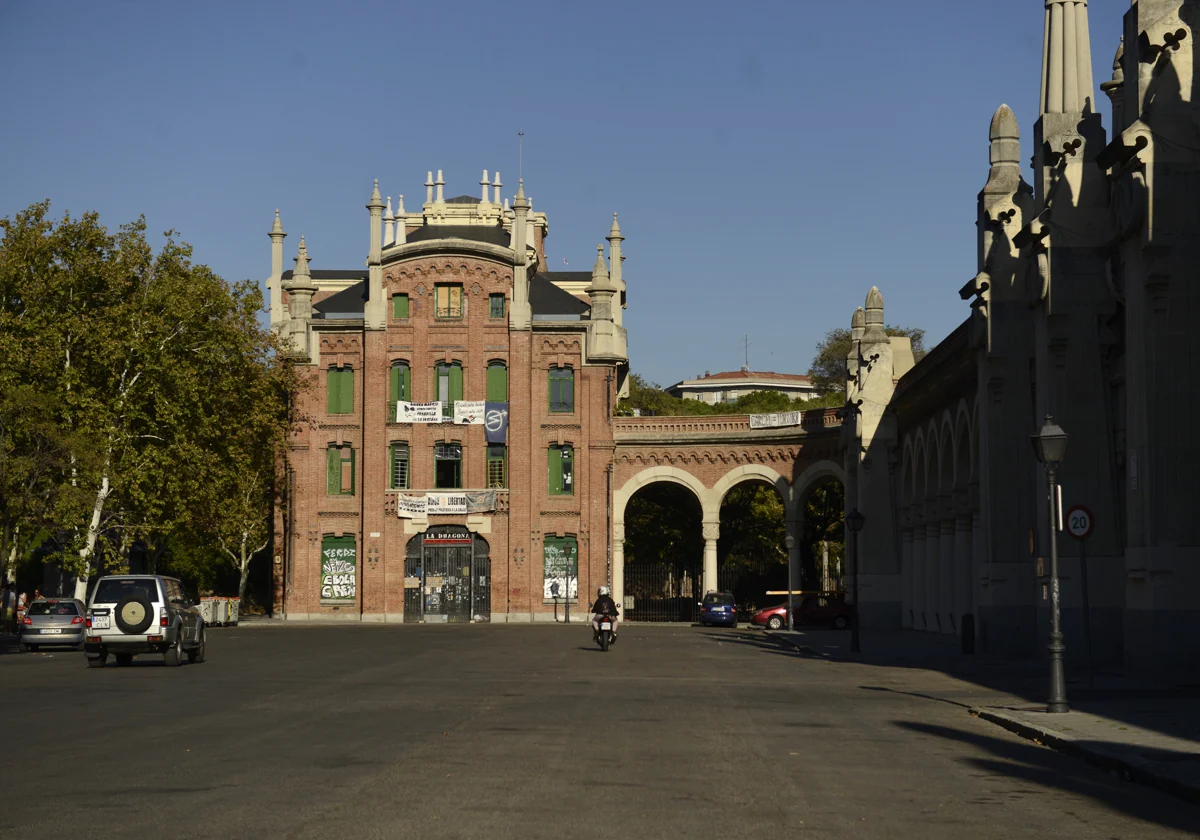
702 521 719 595
785 520 802 595
925 521 940 632
612 523 625 615
901 527 914 628
940 516 956 634
954 514 973 627
912 519 927 629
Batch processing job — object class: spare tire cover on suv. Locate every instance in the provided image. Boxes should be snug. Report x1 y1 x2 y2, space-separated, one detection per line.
115 594 154 634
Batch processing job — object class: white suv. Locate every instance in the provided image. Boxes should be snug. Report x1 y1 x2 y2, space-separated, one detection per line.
84 575 207 668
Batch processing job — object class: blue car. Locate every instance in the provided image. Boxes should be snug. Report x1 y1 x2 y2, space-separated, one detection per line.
698 592 738 627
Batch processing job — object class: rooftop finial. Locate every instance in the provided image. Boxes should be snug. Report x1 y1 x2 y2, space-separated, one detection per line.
515 178 527 203
293 235 311 279
988 104 1020 167
384 196 393 219
425 171 434 204
608 212 624 241
368 179 384 209
492 171 502 205
270 208 285 236
481 169 491 204
435 169 445 203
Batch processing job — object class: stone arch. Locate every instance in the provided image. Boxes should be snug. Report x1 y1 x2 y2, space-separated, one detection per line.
612 465 709 618
939 411 956 494
901 436 916 505
710 463 791 522
954 401 972 489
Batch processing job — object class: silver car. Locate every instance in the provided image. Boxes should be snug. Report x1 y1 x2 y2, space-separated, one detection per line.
19 599 87 651
84 575 206 668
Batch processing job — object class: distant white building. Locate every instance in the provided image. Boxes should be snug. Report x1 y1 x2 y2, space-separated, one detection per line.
666 368 820 404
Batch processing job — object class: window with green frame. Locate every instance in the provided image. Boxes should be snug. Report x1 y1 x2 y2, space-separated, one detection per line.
327 367 354 415
487 445 507 489
548 444 574 495
389 443 410 490
543 536 578 603
549 366 574 413
389 362 411 420
392 293 410 319
434 284 463 318
434 442 462 489
326 444 356 496
435 361 463 418
489 293 505 319
486 361 508 402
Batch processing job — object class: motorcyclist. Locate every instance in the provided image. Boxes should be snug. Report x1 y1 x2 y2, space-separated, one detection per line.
591 586 619 642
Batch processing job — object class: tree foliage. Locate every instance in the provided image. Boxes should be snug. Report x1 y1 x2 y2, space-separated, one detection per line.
809 325 928 394
0 202 296 602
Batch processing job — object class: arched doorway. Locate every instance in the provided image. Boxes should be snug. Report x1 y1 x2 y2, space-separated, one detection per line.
621 482 704 622
404 526 490 623
798 476 845 594
716 480 788 614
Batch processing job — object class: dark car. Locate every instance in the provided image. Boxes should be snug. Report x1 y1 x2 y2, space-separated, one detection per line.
20 599 87 651
752 595 852 630
698 591 738 628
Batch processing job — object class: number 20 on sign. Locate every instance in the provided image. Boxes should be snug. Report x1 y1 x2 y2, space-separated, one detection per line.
1066 505 1094 541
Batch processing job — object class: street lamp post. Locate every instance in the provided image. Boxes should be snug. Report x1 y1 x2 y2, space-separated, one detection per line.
785 533 796 631
1032 415 1070 714
846 508 865 653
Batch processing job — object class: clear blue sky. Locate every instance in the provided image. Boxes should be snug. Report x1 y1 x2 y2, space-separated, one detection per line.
0 0 1130 386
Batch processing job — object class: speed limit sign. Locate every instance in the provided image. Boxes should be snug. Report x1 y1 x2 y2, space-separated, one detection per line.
1066 505 1094 540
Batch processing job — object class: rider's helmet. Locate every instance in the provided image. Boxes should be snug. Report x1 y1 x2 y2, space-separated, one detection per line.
598 586 610 597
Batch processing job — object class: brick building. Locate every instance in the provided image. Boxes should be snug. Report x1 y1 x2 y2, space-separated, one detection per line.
268 170 629 621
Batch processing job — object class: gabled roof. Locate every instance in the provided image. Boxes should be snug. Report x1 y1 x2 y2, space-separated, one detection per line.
402 224 511 248
530 273 591 319
312 282 367 319
445 195 480 205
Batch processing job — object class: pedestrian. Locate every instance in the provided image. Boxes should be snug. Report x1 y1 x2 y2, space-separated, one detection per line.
16 589 28 629
1 583 14 635
31 588 42 603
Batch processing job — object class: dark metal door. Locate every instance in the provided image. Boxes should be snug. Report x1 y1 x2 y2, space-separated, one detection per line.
404 528 490 623
622 560 702 622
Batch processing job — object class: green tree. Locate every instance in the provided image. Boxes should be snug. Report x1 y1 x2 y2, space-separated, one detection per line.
809 325 927 394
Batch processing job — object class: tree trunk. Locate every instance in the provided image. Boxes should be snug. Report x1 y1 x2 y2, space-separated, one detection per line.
74 472 110 601
238 556 251 604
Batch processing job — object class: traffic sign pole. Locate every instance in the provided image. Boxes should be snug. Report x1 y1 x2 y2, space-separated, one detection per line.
1066 504 1095 688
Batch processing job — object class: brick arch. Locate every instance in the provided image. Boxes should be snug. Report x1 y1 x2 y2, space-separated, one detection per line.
710 464 792 521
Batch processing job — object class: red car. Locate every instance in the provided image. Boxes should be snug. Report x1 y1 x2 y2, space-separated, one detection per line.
752 595 852 630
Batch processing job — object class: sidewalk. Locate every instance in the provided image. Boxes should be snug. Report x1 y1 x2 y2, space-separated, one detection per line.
767 628 1200 806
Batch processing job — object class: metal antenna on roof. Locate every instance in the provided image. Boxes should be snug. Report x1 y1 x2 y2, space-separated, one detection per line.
518 130 524 181
743 334 751 370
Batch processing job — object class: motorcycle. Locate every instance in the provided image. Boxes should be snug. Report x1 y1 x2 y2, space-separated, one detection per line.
593 611 616 652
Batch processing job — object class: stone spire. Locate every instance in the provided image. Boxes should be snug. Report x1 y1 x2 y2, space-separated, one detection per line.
435 169 445 204
365 180 385 329
606 212 625 327
1040 0 1096 115
268 209 287 328
283 237 316 357
989 105 1021 173
425 171 435 204
850 306 866 342
492 171 502 205
480 170 491 207
509 180 532 330
383 196 395 247
588 244 617 318
394 195 407 245
863 287 886 343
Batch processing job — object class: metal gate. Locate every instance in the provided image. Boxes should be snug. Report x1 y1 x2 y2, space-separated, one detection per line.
404 527 490 623
622 560 702 622
718 557 788 615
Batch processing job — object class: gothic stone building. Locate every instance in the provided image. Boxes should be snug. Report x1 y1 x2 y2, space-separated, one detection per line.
268 170 629 621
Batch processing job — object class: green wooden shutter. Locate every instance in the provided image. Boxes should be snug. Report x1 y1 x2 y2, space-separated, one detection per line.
402 365 411 401
392 294 409 318
449 364 463 408
342 369 354 414
389 365 400 419
388 445 396 489
349 448 356 495
548 446 562 495
564 369 574 412
487 364 507 402
327 369 339 414
326 447 340 495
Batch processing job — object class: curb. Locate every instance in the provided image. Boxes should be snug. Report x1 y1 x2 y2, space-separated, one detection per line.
972 707 1200 807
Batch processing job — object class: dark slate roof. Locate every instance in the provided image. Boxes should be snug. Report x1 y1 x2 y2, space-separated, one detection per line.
402 224 511 247
281 269 369 281
535 271 592 285
445 194 481 204
530 273 591 318
312 281 367 319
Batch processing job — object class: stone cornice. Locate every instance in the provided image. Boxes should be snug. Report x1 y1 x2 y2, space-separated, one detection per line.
383 239 515 266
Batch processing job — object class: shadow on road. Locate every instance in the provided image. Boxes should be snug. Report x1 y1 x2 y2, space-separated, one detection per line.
892 719 1200 833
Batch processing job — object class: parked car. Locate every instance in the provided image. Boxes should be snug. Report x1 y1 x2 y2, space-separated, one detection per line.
752 595 852 630
19 599 86 651
698 591 738 628
84 575 206 668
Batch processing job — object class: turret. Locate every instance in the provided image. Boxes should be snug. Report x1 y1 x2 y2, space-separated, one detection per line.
509 180 532 330
383 197 395 247
283 236 317 358
606 212 626 327
365 179 386 329
268 209 287 329
394 195 407 245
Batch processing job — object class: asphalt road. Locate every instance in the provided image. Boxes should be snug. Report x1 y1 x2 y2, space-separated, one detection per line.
1 624 1197 839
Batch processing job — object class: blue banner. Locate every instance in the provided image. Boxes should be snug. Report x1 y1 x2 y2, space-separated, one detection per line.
485 402 509 444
